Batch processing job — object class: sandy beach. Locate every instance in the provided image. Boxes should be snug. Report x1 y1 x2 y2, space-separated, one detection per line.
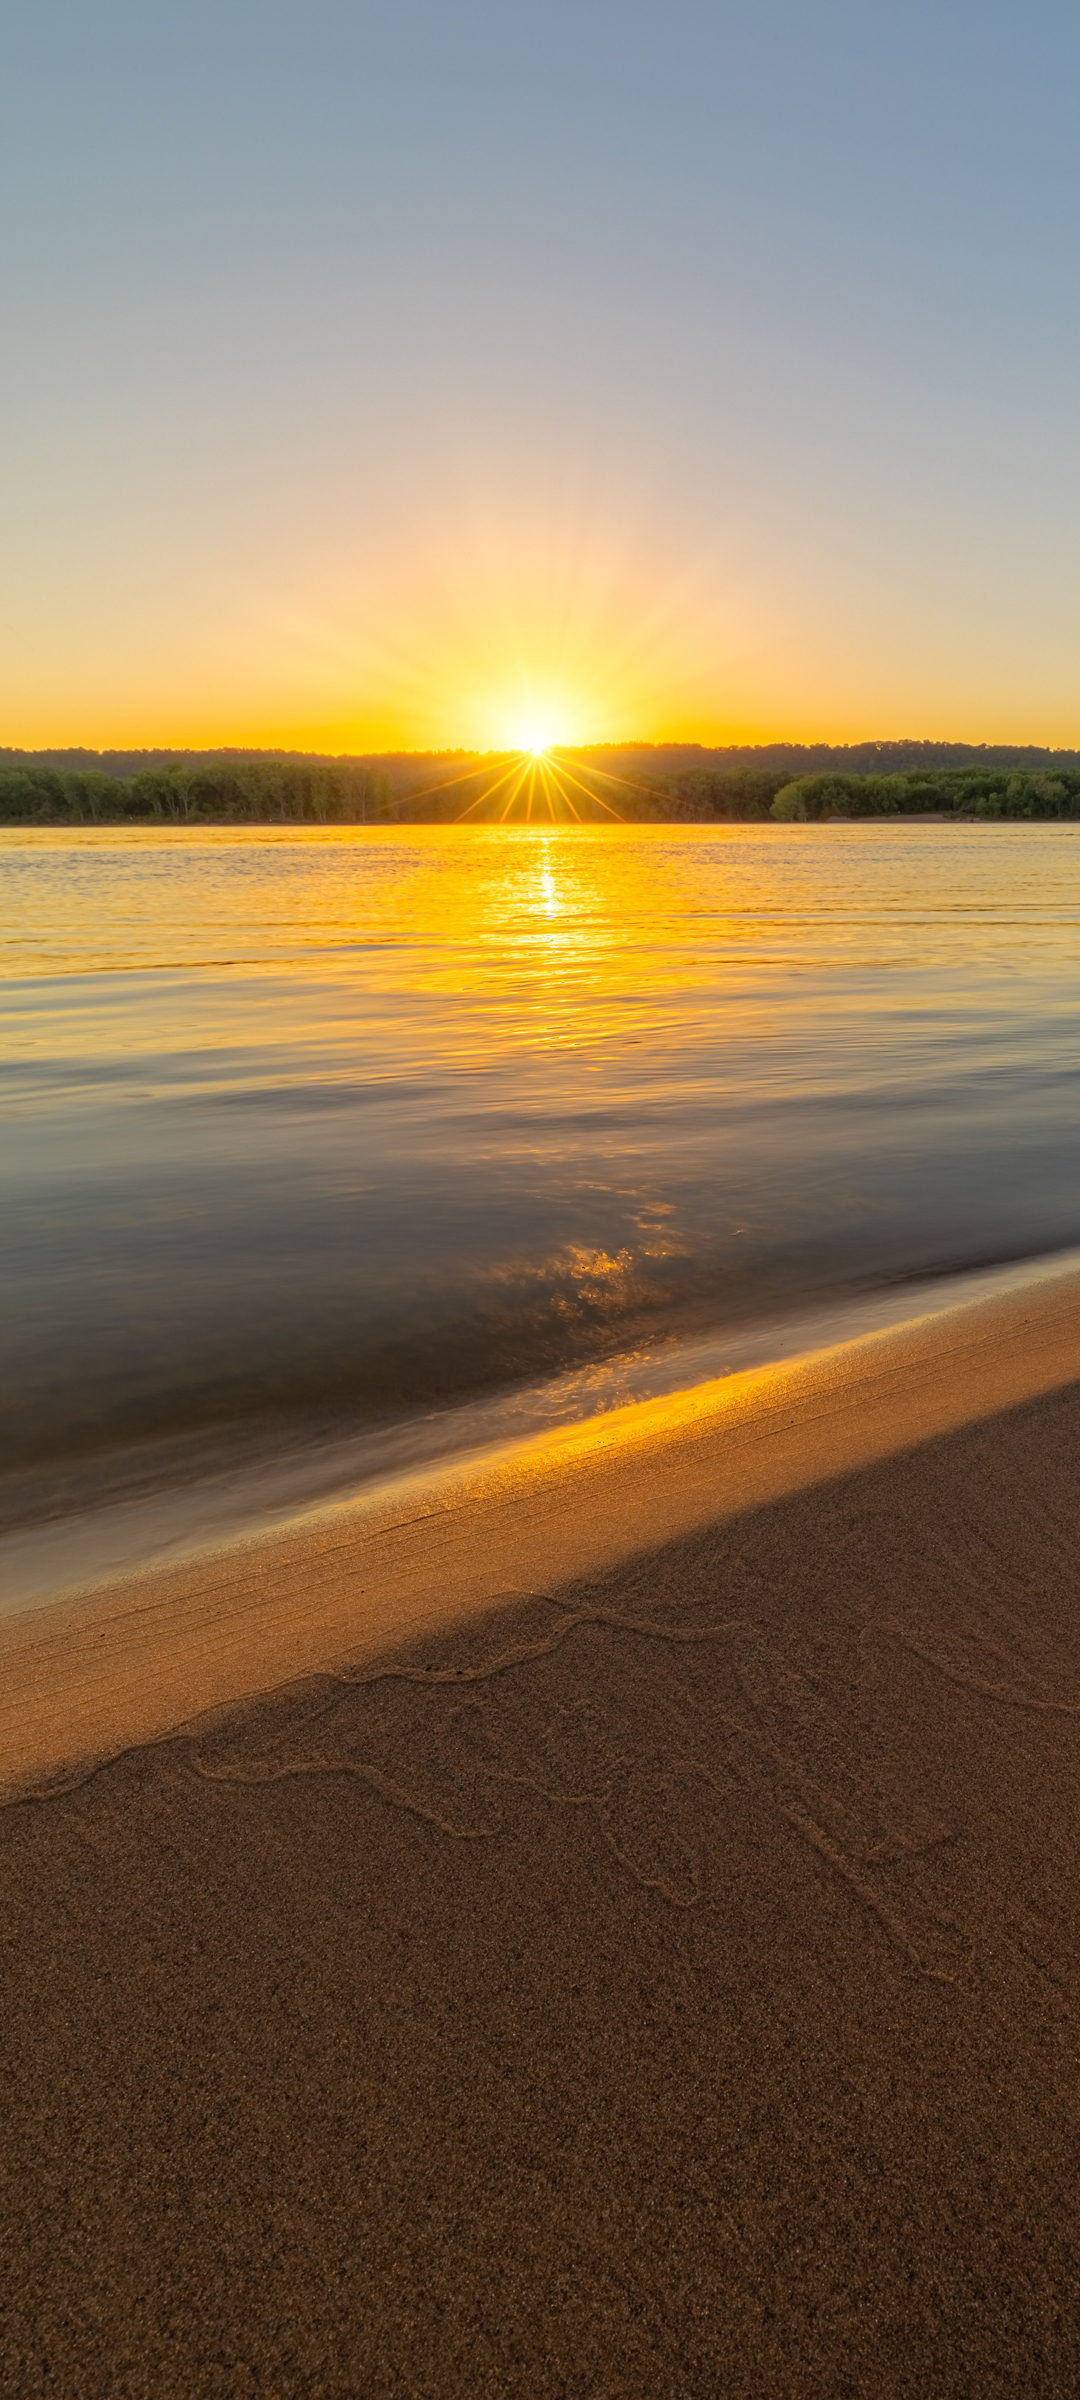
4 1275 1080 2394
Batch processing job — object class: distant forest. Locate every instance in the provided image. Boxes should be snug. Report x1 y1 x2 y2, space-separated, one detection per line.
3 741 1080 825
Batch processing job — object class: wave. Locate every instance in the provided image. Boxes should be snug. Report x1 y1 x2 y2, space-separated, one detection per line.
5 1242 1080 1614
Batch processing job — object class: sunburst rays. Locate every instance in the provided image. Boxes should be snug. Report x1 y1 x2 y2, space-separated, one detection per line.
386 748 661 823
453 750 613 822
395 739 676 823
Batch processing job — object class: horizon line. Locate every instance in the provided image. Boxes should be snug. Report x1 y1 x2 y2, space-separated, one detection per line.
5 735 1080 766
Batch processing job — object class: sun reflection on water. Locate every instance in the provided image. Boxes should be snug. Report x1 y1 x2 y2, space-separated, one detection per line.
6 819 1080 1474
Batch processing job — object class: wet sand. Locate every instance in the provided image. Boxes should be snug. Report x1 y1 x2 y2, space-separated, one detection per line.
4 1285 1080 2393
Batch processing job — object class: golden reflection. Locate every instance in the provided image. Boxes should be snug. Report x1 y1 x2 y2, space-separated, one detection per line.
11 824 772 1070
350 825 729 1071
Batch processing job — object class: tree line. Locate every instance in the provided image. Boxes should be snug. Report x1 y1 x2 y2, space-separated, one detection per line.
0 761 395 824
2 755 1080 825
768 770 1080 820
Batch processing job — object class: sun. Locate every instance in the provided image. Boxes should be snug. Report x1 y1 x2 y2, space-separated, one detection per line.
514 725 560 758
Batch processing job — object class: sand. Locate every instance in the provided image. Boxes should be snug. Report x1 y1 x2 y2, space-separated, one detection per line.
4 1278 1080 2394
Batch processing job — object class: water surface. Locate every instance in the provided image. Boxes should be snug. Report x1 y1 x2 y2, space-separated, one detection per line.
4 822 1079 1476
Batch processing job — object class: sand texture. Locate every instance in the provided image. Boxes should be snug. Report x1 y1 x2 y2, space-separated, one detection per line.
4 1369 1080 2395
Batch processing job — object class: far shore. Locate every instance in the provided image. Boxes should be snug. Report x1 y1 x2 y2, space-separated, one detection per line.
5 744 1080 828
2 808 1075 831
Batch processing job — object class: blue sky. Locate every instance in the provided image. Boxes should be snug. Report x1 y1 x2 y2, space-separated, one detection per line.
3 1 1078 748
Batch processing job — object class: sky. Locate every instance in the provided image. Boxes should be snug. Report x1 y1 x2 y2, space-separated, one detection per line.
2 1 1079 754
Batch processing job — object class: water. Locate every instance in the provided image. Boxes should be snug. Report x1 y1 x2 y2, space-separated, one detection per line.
4 821 1080 1490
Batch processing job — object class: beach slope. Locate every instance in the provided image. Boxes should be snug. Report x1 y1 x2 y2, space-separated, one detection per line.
4 1276 1080 2393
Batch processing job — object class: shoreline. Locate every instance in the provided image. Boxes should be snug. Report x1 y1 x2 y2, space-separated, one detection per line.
5 1254 1080 1803
5 1273 1080 2387
5 1241 1079 1613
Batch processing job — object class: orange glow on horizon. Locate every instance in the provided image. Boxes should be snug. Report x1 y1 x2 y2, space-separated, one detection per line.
7 483 1080 757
